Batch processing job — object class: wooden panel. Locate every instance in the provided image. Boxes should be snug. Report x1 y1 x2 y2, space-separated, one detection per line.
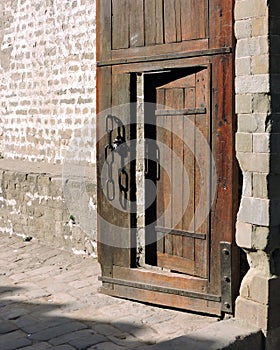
112 0 129 49
182 84 195 261
155 0 164 44
164 0 177 43
170 89 184 257
130 0 145 47
96 0 111 61
110 39 209 63
181 0 207 41
158 252 194 274
155 70 210 278
100 284 221 315
209 0 234 48
145 0 157 45
113 265 207 292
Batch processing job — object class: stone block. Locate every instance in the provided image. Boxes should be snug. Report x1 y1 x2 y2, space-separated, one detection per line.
235 296 268 330
252 16 268 36
236 132 253 152
237 196 269 226
253 133 270 153
236 221 253 249
236 57 251 76
234 19 252 39
236 94 252 114
252 93 271 114
237 152 269 173
252 54 269 75
253 173 268 198
238 114 258 133
242 171 252 197
235 74 270 94
235 0 267 21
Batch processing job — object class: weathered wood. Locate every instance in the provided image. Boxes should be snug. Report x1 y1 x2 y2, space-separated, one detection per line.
181 0 207 41
112 0 129 49
98 47 231 67
158 252 194 274
113 265 207 291
96 0 111 61
155 0 164 44
100 276 220 301
97 0 236 315
164 0 177 43
145 0 157 45
130 0 145 47
100 284 221 315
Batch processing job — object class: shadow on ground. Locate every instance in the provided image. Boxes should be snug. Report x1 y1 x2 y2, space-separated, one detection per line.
0 286 219 350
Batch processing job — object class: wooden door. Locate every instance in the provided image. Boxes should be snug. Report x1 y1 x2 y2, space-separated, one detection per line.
97 0 239 316
155 68 210 278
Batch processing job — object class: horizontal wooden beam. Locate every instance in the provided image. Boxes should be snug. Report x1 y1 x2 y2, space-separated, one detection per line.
97 47 232 67
99 276 221 302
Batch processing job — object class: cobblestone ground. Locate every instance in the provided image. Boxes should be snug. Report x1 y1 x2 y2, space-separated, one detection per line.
0 233 217 349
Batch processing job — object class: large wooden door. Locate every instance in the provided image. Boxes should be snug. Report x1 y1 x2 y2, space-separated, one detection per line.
97 0 239 316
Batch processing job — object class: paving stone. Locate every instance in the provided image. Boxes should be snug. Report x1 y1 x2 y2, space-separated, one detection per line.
0 320 18 334
29 321 87 341
0 232 218 350
0 330 32 350
68 334 108 349
49 329 105 346
17 342 52 350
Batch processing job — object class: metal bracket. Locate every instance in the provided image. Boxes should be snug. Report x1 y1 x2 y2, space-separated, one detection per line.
220 242 233 314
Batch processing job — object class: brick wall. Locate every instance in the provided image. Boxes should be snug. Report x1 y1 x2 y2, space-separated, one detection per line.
0 0 96 164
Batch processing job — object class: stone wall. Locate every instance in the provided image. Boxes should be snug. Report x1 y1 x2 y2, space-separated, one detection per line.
0 0 96 164
0 0 97 254
0 159 97 256
235 0 280 347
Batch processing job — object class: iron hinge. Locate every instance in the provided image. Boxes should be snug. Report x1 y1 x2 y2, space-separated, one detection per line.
220 241 233 314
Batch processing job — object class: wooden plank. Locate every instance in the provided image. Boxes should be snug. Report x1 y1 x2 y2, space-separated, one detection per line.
182 83 195 260
164 88 175 256
175 0 182 42
157 252 194 274
96 66 112 266
209 0 234 48
96 0 112 61
113 265 207 291
145 0 156 45
109 71 133 268
156 89 166 254
155 0 164 44
112 0 129 49
209 54 237 295
170 88 184 257
181 0 206 41
193 69 210 278
102 39 211 64
100 284 221 315
164 0 177 43
130 0 145 47
100 276 220 301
